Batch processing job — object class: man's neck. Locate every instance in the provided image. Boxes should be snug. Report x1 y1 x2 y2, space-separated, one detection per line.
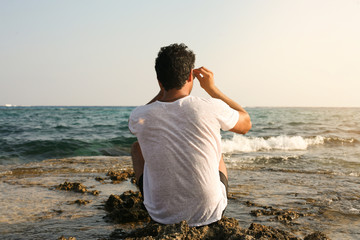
159 88 190 102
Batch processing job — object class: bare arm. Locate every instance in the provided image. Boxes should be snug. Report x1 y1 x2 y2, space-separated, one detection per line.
193 67 252 134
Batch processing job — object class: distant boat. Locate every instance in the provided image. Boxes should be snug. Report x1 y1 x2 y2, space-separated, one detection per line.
5 104 12 107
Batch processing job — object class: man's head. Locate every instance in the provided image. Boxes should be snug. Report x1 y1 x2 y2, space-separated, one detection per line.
155 43 195 91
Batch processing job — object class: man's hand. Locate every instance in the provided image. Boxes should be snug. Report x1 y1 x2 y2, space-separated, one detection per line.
193 67 216 94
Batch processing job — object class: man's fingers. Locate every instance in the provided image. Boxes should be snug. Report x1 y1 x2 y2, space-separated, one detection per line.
193 68 202 74
193 72 203 80
195 67 213 76
201 66 212 73
193 68 204 79
194 67 207 73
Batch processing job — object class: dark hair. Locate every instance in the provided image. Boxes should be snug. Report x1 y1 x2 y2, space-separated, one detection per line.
155 43 195 91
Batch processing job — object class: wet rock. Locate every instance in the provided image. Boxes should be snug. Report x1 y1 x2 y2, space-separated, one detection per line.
95 177 105 182
110 217 236 240
90 190 100 195
111 217 301 240
104 190 150 223
304 231 330 240
305 198 317 204
106 197 330 240
107 170 136 184
57 236 76 240
246 222 299 240
53 209 64 215
227 194 237 200
57 182 88 193
56 181 100 195
251 208 303 224
248 202 313 225
73 199 91 205
205 217 250 240
94 169 137 185
246 200 263 207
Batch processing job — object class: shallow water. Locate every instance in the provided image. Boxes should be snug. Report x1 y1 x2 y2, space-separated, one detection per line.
1 156 359 239
227 168 360 239
0 157 137 239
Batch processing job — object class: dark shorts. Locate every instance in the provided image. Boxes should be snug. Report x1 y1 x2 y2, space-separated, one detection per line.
137 171 229 198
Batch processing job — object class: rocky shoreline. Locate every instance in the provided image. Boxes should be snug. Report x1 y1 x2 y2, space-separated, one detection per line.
56 169 330 240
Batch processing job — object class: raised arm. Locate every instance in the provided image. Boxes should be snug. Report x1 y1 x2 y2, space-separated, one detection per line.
193 67 252 134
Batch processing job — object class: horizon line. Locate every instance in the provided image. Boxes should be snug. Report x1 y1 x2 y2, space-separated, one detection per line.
1 104 359 108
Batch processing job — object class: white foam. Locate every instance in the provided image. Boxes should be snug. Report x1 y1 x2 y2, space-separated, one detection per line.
222 135 324 153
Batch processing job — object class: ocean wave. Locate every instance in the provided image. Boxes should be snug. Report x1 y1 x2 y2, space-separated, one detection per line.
54 125 72 130
222 135 358 153
323 137 358 144
0 137 136 163
287 121 306 126
222 135 325 153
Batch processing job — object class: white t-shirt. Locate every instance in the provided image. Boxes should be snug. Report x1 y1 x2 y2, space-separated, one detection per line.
128 95 239 226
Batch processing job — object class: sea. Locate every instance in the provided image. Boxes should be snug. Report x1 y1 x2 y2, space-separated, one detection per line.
0 106 359 240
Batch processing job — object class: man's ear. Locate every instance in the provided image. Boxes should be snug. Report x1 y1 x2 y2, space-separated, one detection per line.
187 70 193 82
158 80 164 90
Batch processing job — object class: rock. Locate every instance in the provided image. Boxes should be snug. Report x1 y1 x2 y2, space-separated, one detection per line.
73 199 91 205
246 200 263 207
106 196 330 240
58 236 76 240
246 222 299 240
249 202 313 225
95 177 105 182
110 217 238 240
57 182 88 193
304 231 331 240
90 190 100 195
205 217 250 240
104 190 150 223
111 217 301 240
56 181 100 195
107 170 136 184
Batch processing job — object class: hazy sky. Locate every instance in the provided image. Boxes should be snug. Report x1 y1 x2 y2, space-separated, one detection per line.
1 0 359 107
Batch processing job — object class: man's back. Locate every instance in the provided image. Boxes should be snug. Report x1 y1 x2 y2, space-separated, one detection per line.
129 95 239 226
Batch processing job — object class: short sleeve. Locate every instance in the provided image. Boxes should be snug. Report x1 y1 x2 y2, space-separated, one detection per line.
213 99 239 131
128 107 139 135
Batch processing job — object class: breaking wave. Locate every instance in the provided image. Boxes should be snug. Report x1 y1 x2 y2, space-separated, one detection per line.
222 135 326 153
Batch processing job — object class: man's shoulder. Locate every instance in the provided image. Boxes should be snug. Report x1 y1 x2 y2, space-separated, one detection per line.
130 101 166 120
186 95 223 105
130 104 152 118
186 96 227 108
133 101 161 111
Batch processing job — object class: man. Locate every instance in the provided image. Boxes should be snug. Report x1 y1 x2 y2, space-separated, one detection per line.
128 43 251 227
